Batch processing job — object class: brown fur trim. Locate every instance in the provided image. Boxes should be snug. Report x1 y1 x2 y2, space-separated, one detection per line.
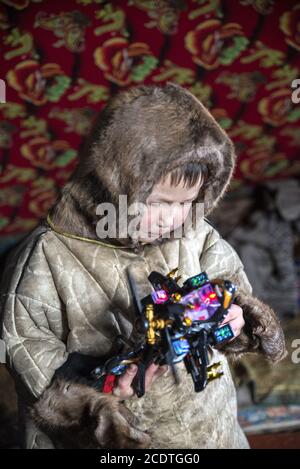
220 291 287 364
49 83 236 251
31 378 151 449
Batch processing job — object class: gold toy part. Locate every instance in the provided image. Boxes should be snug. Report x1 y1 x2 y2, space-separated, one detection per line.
120 358 140 366
206 361 223 382
223 288 233 309
167 266 182 283
184 317 192 326
145 304 172 345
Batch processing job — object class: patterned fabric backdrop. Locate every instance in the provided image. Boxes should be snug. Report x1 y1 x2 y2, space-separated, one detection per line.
0 0 300 251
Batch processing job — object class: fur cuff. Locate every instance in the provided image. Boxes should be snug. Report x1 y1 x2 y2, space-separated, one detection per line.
220 292 287 363
31 377 151 449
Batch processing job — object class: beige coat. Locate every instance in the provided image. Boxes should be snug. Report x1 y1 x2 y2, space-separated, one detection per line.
1 218 285 449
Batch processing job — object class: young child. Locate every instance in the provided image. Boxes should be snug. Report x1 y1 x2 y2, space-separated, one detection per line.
0 83 286 449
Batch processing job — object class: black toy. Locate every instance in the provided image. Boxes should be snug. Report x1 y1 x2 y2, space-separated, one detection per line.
91 267 236 397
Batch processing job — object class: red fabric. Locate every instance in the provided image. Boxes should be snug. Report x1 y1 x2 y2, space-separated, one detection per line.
0 0 299 242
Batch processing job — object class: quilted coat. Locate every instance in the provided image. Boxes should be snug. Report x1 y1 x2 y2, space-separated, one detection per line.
0 83 286 449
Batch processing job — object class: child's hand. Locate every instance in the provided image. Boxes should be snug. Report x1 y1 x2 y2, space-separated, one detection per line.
112 304 244 399
220 304 245 342
112 363 168 400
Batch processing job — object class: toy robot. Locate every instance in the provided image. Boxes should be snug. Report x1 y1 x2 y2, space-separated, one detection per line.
91 268 236 397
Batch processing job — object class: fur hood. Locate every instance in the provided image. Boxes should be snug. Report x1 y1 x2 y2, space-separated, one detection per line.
49 82 236 252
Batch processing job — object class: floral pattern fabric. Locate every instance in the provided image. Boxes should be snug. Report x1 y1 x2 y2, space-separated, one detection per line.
0 0 299 243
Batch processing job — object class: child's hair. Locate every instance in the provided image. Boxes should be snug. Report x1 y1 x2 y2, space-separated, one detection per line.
161 161 208 190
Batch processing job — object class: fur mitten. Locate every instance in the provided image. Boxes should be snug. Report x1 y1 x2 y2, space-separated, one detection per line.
31 377 151 449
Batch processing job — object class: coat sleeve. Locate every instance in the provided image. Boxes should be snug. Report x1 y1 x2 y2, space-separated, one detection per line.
1 292 68 399
199 228 287 363
1 293 150 449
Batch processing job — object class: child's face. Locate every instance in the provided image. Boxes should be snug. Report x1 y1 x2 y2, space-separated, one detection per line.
137 172 202 243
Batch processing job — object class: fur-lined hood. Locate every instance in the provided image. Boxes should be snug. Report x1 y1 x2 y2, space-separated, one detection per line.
49 82 236 252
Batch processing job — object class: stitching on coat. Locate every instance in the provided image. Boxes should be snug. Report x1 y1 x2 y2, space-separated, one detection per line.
44 235 124 344
201 228 219 255
48 233 117 304
5 293 51 393
16 294 52 332
12 229 49 295
4 292 64 312
111 250 132 309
